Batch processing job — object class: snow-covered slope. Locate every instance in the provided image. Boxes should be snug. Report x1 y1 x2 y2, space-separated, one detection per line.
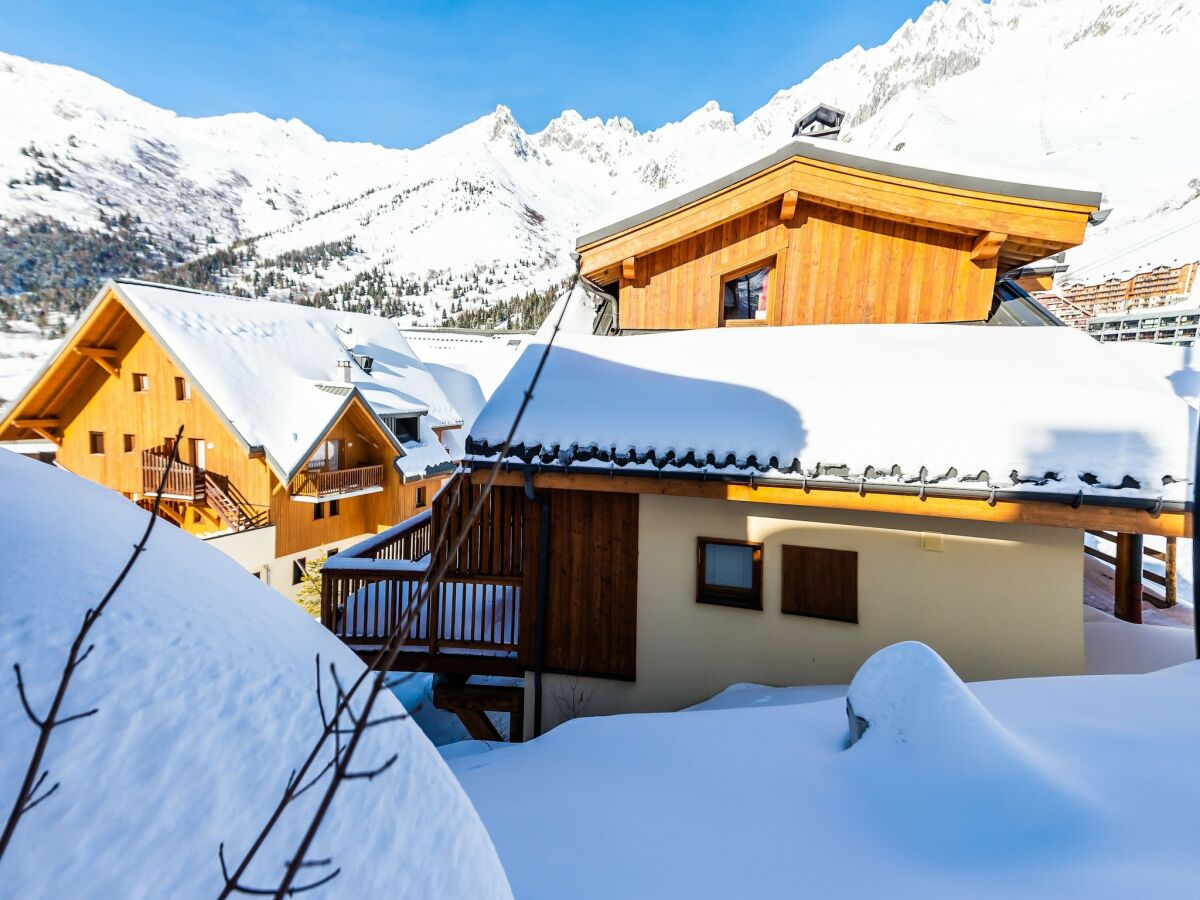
1 0 1197 329
0 451 511 898
449 643 1200 899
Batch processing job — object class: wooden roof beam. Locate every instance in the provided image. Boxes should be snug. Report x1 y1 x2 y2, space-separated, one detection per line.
14 419 63 446
622 257 637 282
971 231 1008 262
780 190 799 223
73 345 121 378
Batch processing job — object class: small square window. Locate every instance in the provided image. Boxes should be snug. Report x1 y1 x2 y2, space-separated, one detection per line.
696 537 762 609
174 376 191 400
313 502 325 521
328 499 340 517
292 558 306 585
132 373 149 392
415 485 427 508
88 431 105 455
123 434 136 453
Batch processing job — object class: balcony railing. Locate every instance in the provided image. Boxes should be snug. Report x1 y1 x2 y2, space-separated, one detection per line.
292 464 383 498
142 449 203 502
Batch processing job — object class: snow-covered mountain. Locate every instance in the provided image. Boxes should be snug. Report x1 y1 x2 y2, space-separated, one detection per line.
1 0 1198 332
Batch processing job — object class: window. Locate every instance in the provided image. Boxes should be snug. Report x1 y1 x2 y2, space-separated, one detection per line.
722 265 770 322
329 499 340 517
780 545 858 623
123 434 136 453
696 537 762 609
313 502 325 521
132 373 149 392
292 558 306 585
88 431 105 455
328 548 339 556
415 485 427 508
307 438 341 472
174 376 191 400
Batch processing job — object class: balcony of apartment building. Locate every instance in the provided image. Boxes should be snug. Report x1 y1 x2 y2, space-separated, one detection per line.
141 440 266 531
289 437 384 502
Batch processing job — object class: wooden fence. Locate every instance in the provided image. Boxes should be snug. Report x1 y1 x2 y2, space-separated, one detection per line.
142 449 202 501
293 464 383 498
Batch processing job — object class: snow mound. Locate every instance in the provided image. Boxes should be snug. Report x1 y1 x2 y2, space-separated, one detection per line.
844 642 1094 864
0 452 511 899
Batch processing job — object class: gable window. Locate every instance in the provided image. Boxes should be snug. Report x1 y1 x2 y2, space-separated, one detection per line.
174 376 191 401
88 431 105 455
132 373 150 392
292 558 306 586
313 502 325 521
696 537 762 610
308 438 341 472
722 265 770 322
415 485 427 508
329 499 340 517
780 545 858 623
123 434 136 453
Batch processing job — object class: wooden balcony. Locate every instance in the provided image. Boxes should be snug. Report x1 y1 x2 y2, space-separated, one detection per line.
142 449 204 502
320 509 525 677
292 464 383 499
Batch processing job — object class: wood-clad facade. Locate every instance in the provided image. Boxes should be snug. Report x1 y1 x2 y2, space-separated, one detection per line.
580 151 1099 330
0 285 445 591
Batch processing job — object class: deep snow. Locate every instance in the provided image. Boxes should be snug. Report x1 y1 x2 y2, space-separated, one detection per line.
0 451 511 899
448 643 1200 899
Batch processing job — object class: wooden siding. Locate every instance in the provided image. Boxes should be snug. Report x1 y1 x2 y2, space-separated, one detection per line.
543 489 639 680
432 479 640 680
618 199 999 329
49 318 273 536
273 399 432 558
580 156 1095 285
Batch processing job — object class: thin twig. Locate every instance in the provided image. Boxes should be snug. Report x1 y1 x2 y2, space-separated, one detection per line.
0 425 185 863
219 270 579 897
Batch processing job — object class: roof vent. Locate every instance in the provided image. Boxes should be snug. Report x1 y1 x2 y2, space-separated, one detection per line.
792 103 845 141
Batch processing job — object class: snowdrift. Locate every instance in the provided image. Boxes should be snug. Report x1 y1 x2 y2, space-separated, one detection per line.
0 451 511 899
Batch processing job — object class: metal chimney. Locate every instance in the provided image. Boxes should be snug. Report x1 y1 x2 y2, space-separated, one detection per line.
793 103 846 140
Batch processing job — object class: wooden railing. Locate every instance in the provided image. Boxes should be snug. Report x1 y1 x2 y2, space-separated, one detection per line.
1085 530 1177 609
320 494 525 672
292 464 383 498
142 449 203 501
320 567 521 658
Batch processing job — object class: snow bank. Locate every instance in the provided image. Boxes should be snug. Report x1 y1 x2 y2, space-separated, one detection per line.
450 645 1200 898
0 452 510 899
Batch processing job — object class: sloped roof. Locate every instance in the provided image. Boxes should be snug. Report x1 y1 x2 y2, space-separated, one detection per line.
466 322 1193 509
4 280 461 482
577 137 1104 250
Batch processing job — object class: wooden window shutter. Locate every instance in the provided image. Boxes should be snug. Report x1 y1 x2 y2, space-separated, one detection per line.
780 545 858 623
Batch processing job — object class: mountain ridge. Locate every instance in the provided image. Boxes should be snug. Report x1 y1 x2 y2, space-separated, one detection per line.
1 0 1198 332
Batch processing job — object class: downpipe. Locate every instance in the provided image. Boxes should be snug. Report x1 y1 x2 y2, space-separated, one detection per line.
524 469 551 736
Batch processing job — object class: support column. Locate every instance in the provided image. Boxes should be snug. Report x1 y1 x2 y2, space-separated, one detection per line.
1114 533 1144 624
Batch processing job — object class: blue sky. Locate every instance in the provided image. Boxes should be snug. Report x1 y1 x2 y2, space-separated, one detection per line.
1 0 931 147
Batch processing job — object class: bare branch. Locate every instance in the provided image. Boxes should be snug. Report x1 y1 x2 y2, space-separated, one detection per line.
12 665 43 728
0 425 186 862
343 754 398 781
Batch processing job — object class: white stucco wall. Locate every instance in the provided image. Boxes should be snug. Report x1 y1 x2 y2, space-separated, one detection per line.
528 493 1085 735
205 526 373 603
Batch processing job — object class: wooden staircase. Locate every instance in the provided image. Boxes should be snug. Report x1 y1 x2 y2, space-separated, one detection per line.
202 471 262 532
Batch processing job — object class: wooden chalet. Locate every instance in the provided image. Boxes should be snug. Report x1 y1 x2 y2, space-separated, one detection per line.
321 134 1193 743
0 280 460 598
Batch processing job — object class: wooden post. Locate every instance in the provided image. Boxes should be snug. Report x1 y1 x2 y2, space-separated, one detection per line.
1114 533 1144 624
1165 536 1178 608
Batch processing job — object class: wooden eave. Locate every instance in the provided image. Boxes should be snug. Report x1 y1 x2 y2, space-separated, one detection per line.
577 156 1098 285
286 392 405 488
471 469 1189 539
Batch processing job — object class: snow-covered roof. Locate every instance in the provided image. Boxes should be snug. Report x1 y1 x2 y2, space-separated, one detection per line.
107 280 461 481
577 136 1104 249
467 323 1195 508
